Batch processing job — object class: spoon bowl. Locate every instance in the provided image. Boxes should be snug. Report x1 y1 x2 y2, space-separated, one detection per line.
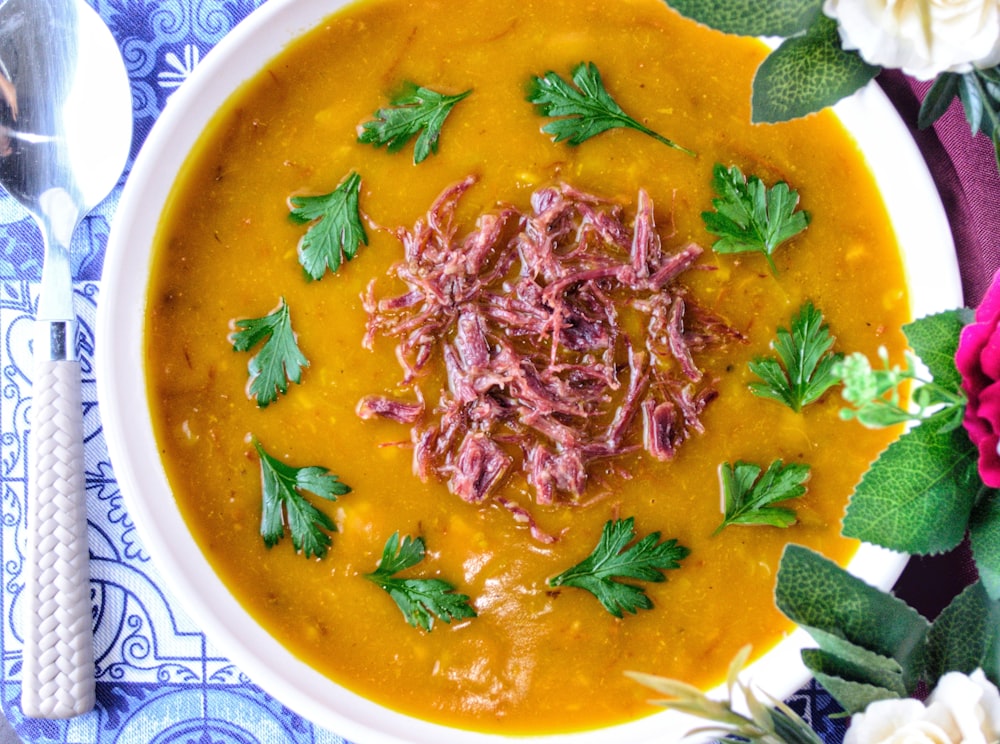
0 0 131 719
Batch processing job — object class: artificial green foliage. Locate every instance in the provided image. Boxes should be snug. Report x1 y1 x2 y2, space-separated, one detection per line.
527 62 695 155
904 309 974 394
919 68 1000 172
548 518 689 617
842 418 979 555
230 297 309 407
751 16 879 123
970 496 1000 601
255 440 350 559
358 83 472 164
366 532 477 631
627 645 824 744
661 0 823 37
776 545 930 699
925 581 1000 687
289 171 368 279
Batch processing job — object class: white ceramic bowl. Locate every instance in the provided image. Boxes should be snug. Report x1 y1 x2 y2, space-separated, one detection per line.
96 0 963 741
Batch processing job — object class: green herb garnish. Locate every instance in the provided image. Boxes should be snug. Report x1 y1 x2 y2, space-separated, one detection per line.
748 301 841 412
716 460 810 534
255 440 350 559
230 297 308 408
358 83 472 164
548 518 689 618
527 61 695 155
289 170 367 280
702 163 810 275
366 532 477 631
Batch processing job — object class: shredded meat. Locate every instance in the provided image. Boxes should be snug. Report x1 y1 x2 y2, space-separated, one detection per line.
360 177 744 538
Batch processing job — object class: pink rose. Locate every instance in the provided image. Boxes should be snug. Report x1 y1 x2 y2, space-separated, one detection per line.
957 270 1000 488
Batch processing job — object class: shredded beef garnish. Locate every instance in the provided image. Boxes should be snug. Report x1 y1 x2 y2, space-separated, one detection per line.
359 178 744 538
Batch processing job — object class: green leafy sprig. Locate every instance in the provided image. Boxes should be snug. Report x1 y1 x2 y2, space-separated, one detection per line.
255 440 350 559
366 532 477 631
358 83 472 164
628 644 824 744
836 310 984 559
230 297 308 408
716 460 811 534
289 170 368 280
527 61 696 156
703 164 810 275
547 517 689 617
920 67 1000 172
748 301 840 411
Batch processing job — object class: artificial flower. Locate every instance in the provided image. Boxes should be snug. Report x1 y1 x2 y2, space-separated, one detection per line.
823 0 1000 80
844 670 1000 744
957 270 1000 488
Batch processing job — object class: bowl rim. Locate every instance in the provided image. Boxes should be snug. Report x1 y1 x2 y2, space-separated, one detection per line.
96 0 962 741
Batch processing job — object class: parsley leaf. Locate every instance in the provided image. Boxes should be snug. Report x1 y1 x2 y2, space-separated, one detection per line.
255 440 350 559
715 460 810 534
527 61 695 156
366 532 477 631
548 517 689 618
230 297 308 408
702 163 810 275
358 83 471 164
289 171 368 280
748 300 841 412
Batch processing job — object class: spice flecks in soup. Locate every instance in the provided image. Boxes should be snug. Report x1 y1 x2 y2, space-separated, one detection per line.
145 0 909 734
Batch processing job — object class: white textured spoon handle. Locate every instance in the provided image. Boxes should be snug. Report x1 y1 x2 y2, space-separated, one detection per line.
22 358 96 718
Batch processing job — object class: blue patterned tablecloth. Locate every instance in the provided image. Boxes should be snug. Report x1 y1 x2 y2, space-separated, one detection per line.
0 1 894 742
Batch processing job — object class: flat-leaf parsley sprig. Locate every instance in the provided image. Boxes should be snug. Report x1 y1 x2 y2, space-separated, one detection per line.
366 532 477 632
748 301 841 412
255 440 351 560
716 460 811 534
527 61 696 156
703 163 810 276
358 83 472 165
548 517 689 618
289 170 368 280
230 297 308 408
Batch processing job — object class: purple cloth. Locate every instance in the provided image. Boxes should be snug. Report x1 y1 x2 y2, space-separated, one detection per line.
878 70 998 618
878 70 1000 307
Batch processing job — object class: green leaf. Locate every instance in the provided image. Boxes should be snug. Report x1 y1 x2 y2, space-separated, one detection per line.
366 532 477 631
660 0 823 36
230 297 309 408
970 492 1000 601
776 544 929 695
748 301 840 411
918 73 961 129
903 309 973 394
548 517 689 617
702 163 810 274
800 652 903 714
289 171 368 280
926 581 1000 687
255 440 350 559
801 641 906 698
715 460 809 533
842 420 980 554
358 83 471 164
527 62 695 155
751 16 880 123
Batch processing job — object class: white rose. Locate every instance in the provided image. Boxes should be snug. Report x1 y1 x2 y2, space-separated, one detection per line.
844 670 1000 744
823 0 1000 80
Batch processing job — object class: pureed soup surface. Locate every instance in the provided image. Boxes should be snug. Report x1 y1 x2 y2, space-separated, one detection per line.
146 0 908 735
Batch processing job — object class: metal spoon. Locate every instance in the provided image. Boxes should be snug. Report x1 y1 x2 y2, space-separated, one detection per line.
0 0 132 718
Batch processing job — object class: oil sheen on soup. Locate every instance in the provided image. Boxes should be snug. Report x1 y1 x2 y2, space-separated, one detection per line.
146 0 908 734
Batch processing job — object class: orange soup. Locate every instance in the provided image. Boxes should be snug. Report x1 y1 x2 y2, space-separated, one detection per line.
145 0 908 734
